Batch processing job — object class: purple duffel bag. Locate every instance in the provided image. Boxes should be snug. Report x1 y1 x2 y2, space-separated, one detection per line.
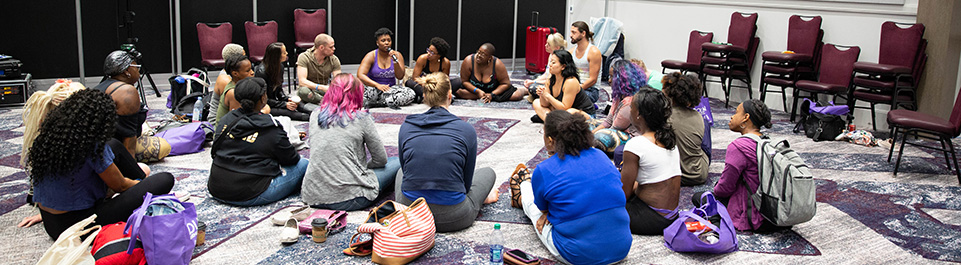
155 122 211 156
664 192 739 254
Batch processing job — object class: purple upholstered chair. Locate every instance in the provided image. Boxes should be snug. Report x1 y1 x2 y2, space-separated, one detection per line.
887 87 961 184
662 30 714 75
294 8 327 52
245 21 278 64
760 15 823 113
197 22 232 73
850 21 927 131
700 12 760 108
792 44 860 121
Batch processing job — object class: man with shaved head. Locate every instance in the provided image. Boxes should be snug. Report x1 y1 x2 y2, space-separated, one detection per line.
297 33 342 106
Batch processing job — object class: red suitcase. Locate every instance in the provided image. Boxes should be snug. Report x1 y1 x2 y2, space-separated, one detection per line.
526 11 556 74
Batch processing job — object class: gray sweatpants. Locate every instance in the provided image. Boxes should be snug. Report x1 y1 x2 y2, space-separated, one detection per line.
394 167 496 232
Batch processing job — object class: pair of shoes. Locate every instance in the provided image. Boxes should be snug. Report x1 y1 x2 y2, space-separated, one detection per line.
280 218 300 244
509 164 531 209
530 114 543 123
343 234 374 256
272 205 313 226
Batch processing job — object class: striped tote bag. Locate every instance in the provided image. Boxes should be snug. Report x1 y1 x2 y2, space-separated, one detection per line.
356 197 436 265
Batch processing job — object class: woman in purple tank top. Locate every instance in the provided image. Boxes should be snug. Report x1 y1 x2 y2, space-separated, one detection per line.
358 28 416 108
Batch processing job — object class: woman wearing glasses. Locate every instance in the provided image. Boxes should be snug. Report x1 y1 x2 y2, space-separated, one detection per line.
95 50 170 163
404 37 462 103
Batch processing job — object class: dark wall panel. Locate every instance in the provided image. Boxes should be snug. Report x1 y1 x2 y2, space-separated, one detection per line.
179 0 253 71
397 0 411 64
82 0 173 76
412 0 459 61
330 0 396 65
255 0 327 60
0 1 80 78
517 1 567 59
460 0 516 60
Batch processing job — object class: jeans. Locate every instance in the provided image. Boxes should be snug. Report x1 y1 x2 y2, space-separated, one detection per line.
224 157 309 206
585 86 600 103
310 157 401 211
520 181 571 265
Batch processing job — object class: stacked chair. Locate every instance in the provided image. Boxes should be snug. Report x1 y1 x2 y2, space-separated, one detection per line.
792 44 861 121
849 21 927 131
700 12 760 108
759 15 824 116
661 30 714 76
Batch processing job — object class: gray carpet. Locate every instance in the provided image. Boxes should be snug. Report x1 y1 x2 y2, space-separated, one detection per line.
2 71 960 264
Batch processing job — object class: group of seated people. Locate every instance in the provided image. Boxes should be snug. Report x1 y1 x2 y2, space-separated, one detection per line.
18 20 781 265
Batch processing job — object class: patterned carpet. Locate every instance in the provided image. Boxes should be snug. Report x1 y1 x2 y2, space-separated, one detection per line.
2 71 960 264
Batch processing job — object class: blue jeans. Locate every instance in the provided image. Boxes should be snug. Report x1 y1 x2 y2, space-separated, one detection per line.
585 86 600 103
310 157 401 211
223 157 310 206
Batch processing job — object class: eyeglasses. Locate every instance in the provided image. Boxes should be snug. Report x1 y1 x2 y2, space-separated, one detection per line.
426 48 435 56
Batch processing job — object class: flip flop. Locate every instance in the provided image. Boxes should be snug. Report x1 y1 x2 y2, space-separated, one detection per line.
343 234 373 256
509 163 531 209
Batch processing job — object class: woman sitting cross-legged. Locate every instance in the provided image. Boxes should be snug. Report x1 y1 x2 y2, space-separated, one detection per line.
255 42 311 121
302 73 401 211
590 58 646 157
620 88 682 235
396 72 498 232
26 89 174 239
695 99 774 231
531 49 595 123
403 37 462 103
662 72 710 186
511 110 631 264
208 77 308 206
358 27 416 109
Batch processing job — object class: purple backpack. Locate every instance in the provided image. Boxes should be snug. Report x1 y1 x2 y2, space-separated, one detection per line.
664 192 739 254
124 192 197 265
155 122 212 156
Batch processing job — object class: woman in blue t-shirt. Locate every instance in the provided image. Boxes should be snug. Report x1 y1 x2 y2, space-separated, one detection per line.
25 89 174 239
511 110 632 264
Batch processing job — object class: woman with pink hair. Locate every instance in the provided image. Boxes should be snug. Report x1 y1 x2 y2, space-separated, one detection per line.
301 73 401 210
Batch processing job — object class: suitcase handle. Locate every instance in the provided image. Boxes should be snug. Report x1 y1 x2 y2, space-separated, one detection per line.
531 11 539 29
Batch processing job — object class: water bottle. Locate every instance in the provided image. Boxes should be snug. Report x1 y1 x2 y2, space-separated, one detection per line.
489 223 503 265
174 75 186 84
192 97 203 122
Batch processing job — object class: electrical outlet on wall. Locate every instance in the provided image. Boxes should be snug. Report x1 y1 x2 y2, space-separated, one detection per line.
569 5 574 14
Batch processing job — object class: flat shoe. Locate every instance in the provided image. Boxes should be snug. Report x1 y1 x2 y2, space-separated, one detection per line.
509 164 531 209
279 218 300 244
343 234 373 256
272 205 312 226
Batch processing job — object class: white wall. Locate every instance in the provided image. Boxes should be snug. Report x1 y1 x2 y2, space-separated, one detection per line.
568 0 918 130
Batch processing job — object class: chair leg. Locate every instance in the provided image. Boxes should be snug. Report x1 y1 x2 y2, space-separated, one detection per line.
722 77 731 108
747 79 754 100
791 90 801 122
940 137 953 173
870 103 878 132
781 87 789 113
948 138 961 184
888 126 898 162
893 129 910 175
760 82 768 102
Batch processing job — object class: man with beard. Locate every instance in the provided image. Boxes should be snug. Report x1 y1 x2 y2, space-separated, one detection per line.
569 21 602 104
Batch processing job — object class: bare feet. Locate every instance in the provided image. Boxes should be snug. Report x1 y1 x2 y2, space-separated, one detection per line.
18 214 42 228
484 189 499 204
138 162 151 176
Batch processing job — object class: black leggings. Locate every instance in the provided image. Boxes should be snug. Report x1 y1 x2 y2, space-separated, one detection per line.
269 104 311 121
625 196 676 235
106 138 145 180
39 172 175 239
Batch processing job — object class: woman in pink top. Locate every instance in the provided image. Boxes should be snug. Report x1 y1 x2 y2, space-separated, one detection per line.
696 99 773 231
590 59 647 157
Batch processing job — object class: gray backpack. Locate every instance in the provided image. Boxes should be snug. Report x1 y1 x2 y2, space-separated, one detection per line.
740 134 816 227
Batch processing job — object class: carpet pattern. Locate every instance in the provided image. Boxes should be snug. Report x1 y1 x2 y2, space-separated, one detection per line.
1 73 960 264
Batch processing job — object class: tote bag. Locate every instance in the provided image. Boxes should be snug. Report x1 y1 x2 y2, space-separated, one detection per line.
354 198 436 265
663 192 738 254
124 193 197 265
36 214 100 265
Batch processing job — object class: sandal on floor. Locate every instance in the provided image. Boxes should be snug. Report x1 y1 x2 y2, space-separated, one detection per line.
509 163 531 209
343 234 374 256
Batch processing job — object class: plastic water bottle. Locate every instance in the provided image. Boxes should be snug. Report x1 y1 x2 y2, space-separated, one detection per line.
490 223 503 265
192 97 203 122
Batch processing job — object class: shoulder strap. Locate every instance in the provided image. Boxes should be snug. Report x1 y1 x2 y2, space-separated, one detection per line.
210 114 245 158
738 134 764 230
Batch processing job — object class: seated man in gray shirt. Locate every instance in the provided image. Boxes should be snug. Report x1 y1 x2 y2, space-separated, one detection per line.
296 34 342 107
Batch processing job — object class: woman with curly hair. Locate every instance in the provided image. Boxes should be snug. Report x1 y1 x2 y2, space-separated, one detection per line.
209 77 308 206
511 110 631 264
663 72 710 186
25 89 174 239
404 37 462 103
302 73 399 210
396 72 497 232
620 88 682 235
590 59 647 157
255 42 311 121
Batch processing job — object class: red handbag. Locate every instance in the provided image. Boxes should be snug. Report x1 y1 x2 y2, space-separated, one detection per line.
91 222 146 265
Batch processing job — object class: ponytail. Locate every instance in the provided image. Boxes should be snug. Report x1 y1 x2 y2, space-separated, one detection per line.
632 88 676 150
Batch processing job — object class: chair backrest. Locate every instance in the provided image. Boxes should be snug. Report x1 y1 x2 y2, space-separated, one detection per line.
746 36 760 67
950 87 961 136
911 39 927 87
786 15 822 57
727 12 758 49
878 21 925 69
294 8 327 46
687 30 714 65
816 44 860 88
197 22 233 62
245 21 279 63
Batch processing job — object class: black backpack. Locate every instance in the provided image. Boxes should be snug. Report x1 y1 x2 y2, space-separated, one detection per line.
167 68 209 121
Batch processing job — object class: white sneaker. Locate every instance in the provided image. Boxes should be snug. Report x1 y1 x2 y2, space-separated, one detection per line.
280 218 300 244
271 206 312 226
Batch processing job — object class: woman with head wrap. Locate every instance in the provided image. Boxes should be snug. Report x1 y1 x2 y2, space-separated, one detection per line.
94 50 170 163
